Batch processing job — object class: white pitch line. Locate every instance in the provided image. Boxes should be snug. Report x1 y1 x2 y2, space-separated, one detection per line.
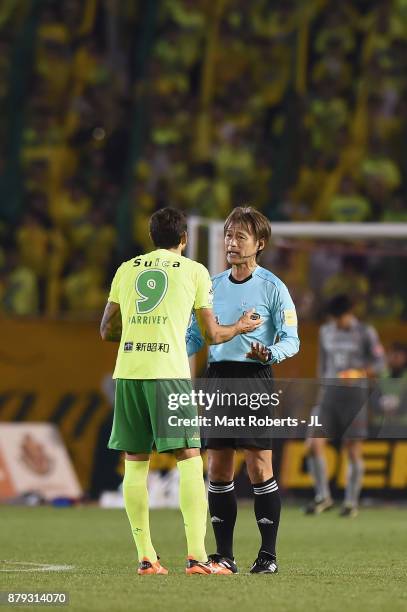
0 561 75 572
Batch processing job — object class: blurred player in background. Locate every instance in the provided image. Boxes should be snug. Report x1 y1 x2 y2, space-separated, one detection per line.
374 343 407 435
382 343 407 380
305 294 385 517
187 206 299 574
100 207 261 575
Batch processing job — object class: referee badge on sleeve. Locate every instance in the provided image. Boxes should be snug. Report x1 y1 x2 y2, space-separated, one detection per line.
284 309 297 326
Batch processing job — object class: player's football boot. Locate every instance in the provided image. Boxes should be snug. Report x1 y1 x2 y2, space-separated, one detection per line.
138 557 168 575
250 552 278 574
207 553 238 575
339 504 358 518
185 557 213 575
304 497 334 515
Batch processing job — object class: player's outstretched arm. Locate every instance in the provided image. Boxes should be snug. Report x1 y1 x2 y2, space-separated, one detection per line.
196 308 262 345
186 312 205 356
100 301 122 342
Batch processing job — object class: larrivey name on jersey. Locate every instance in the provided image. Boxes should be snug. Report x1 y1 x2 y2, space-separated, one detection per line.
128 315 169 324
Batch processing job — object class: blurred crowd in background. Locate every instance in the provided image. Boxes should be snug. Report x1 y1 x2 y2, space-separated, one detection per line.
0 0 406 318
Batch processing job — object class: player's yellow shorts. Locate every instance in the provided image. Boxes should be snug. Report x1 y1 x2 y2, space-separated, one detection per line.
108 379 201 454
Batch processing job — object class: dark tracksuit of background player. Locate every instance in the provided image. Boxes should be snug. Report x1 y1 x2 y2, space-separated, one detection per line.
306 311 385 515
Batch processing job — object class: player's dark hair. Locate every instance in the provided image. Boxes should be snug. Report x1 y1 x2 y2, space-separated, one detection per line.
224 206 271 260
327 294 354 317
149 207 187 249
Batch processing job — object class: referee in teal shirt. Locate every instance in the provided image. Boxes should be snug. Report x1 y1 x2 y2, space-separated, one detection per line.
186 207 299 575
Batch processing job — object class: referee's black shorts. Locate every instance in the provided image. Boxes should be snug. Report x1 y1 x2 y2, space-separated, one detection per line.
203 360 274 451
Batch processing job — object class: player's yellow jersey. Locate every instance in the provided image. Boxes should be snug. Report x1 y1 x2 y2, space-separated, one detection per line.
108 249 213 379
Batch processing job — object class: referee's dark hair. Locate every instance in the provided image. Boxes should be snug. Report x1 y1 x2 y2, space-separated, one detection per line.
224 206 271 260
327 294 354 318
149 207 187 248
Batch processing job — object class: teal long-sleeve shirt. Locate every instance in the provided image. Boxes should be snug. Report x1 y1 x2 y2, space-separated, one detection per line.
186 266 300 364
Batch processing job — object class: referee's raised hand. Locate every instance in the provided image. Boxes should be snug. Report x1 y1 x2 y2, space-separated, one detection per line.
246 341 270 363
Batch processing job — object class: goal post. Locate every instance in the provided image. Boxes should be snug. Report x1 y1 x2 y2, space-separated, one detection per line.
187 217 407 276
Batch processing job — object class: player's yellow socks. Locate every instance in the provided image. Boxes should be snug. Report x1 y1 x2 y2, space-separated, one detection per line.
123 459 157 562
177 455 208 562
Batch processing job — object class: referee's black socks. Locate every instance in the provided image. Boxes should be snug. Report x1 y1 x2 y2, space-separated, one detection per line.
208 480 237 560
252 477 281 558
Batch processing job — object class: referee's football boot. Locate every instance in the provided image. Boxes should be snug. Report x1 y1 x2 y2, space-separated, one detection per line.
304 496 334 515
207 553 238 575
138 556 168 575
185 557 213 575
250 552 278 574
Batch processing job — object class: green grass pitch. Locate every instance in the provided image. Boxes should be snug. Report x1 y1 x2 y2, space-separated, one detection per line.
1 505 406 612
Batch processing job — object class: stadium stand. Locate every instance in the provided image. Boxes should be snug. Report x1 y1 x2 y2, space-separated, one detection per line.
0 0 406 317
